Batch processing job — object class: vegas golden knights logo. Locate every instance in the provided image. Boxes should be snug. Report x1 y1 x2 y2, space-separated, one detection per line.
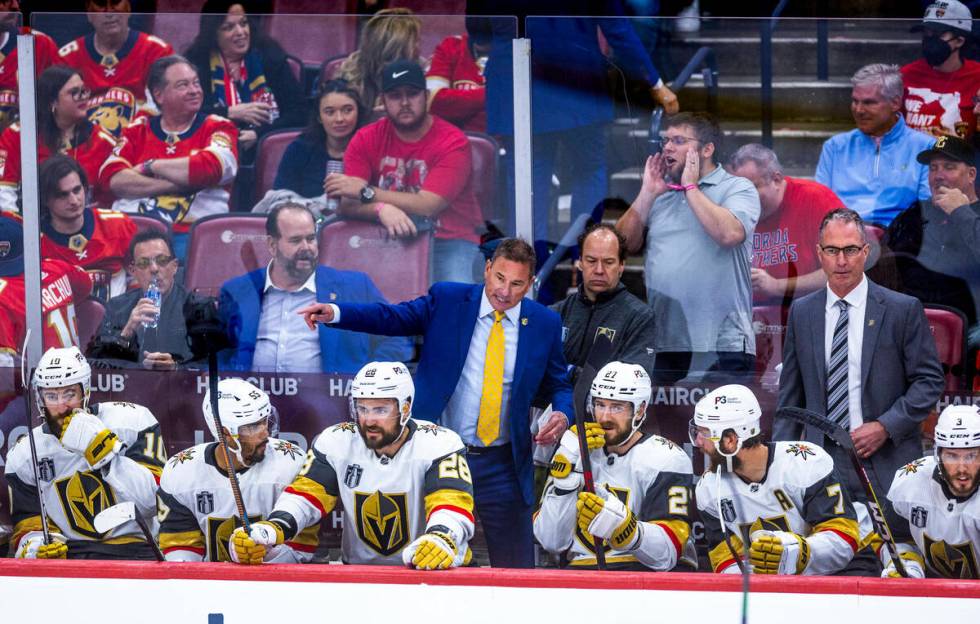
924 535 979 579
54 471 117 539
576 486 630 555
354 491 409 556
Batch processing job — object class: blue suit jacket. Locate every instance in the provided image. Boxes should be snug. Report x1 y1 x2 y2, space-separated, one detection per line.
219 266 413 374
334 282 574 505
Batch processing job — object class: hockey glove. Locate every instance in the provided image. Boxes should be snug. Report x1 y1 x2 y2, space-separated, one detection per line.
881 551 926 578
550 423 605 490
229 521 283 565
749 530 811 575
402 527 461 570
576 488 639 551
60 410 121 470
15 531 68 559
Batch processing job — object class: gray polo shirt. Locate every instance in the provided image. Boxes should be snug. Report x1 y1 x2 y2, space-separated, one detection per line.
644 165 760 354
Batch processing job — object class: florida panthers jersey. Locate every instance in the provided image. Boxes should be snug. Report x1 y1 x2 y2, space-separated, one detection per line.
0 122 117 213
58 31 173 137
40 208 136 303
158 438 317 562
100 113 238 231
0 28 59 130
887 455 980 579
270 420 475 565
5 401 164 557
535 433 696 571
696 441 861 575
0 258 93 359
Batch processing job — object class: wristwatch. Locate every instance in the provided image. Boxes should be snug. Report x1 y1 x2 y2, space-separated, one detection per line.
359 185 376 203
139 159 156 178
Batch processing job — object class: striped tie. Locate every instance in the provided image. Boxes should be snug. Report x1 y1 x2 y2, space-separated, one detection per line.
826 299 850 429
476 311 505 446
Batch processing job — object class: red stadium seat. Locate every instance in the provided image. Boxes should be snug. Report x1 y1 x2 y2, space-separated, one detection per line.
264 12 357 69
128 215 170 237
319 220 430 304
254 129 302 203
466 132 498 224
152 3 204 56
752 305 788 383
318 55 348 84
924 305 967 391
184 214 271 296
75 298 105 353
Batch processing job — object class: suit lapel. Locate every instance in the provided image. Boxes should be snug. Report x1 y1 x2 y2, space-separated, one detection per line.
513 300 530 400
861 282 885 387
809 289 828 391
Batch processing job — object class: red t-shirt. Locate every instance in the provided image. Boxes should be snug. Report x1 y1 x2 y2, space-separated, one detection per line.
344 116 482 243
427 34 487 133
901 58 980 140
752 177 843 288
0 28 59 130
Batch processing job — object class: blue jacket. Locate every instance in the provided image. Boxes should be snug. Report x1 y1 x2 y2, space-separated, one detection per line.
333 282 574 505
219 266 413 374
815 115 932 226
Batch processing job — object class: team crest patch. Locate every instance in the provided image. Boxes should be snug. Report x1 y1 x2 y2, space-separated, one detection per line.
37 457 55 482
354 490 409 556
655 436 677 450
273 440 302 459
0 240 9 257
55 470 117 538
596 327 616 342
344 464 363 488
333 422 356 433
196 491 214 515
169 449 196 466
911 506 928 528
901 458 926 476
785 443 816 460
720 498 736 523
416 423 441 435
87 87 136 136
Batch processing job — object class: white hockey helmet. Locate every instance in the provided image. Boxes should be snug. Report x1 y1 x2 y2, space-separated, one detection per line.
349 361 414 427
202 378 278 441
690 384 762 455
589 361 652 434
33 346 92 415
934 404 980 450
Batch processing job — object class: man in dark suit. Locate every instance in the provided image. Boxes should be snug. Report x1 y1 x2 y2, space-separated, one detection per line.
775 207 944 500
299 238 573 568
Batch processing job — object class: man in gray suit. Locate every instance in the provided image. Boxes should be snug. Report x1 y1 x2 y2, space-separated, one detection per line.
775 208 944 500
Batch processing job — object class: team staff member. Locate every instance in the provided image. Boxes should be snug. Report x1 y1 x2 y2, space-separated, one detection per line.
299 238 573 568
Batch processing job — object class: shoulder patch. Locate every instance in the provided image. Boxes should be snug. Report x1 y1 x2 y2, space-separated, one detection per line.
331 422 356 434
653 435 678 450
169 448 196 467
785 443 817 460
271 439 302 459
416 423 443 435
900 458 927 476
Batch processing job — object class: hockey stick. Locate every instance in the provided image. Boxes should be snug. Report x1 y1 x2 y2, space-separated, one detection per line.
207 351 251 532
94 501 165 562
713 465 750 624
571 331 615 570
19 330 52 546
775 406 907 577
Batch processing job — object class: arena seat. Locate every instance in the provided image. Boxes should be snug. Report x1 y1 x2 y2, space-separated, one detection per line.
264 12 357 70
184 214 271 296
466 132 498 224
318 55 348 84
924 304 967 391
151 2 204 55
318 219 430 304
254 129 302 203
75 298 105 353
128 215 170 237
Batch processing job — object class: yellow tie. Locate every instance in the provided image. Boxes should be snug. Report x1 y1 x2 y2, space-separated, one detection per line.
477 311 505 446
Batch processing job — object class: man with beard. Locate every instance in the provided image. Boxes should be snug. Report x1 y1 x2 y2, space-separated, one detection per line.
218 202 411 374
882 404 980 578
157 378 316 562
692 384 868 576
230 361 476 569
5 346 164 559
534 362 696 571
326 60 483 283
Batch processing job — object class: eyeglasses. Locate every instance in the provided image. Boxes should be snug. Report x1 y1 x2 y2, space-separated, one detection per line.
592 400 629 415
939 448 980 465
132 254 175 269
67 86 91 102
657 135 701 147
819 245 866 257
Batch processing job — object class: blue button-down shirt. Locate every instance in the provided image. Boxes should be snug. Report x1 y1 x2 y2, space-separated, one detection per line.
253 264 322 373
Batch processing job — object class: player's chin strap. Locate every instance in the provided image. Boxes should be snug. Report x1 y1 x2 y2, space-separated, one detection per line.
715 464 747 574
225 435 251 468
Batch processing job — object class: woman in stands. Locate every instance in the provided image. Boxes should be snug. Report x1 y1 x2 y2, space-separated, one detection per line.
273 79 366 206
337 8 422 119
185 0 304 157
0 65 117 213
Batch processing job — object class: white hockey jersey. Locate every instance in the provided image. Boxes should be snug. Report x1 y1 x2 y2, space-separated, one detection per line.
158 438 315 562
5 402 163 556
269 420 475 565
887 455 980 579
696 441 860 575
534 433 696 570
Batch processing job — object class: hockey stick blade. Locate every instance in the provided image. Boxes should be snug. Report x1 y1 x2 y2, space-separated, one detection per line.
94 502 165 561
776 407 853 451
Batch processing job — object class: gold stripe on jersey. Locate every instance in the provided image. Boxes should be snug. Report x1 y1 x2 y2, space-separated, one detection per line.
652 518 691 555
286 475 339 518
103 535 148 545
286 525 320 553
138 462 163 480
813 517 860 552
709 532 744 573
12 516 63 544
159 529 205 553
569 554 640 567
424 488 475 521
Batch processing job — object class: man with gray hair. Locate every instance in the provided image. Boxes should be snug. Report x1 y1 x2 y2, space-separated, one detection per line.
730 143 844 303
815 63 933 226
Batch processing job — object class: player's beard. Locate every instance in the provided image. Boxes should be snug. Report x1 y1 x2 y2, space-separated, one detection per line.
359 423 402 450
707 448 742 473
43 407 75 438
602 422 633 448
243 440 268 465
941 461 980 498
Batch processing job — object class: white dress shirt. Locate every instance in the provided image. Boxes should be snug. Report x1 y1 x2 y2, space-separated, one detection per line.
823 275 868 430
253 263 322 373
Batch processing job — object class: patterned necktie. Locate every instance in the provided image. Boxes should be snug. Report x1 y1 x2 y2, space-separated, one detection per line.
476 311 505 446
826 299 850 429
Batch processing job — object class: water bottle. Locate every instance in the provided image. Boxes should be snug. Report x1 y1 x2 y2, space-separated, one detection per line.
325 159 344 213
143 277 161 329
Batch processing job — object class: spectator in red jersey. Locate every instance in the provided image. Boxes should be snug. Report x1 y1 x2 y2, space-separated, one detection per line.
902 0 980 141
326 60 484 284
425 16 492 133
58 0 174 137
39 155 134 303
0 2 58 130
0 66 117 213
729 143 845 305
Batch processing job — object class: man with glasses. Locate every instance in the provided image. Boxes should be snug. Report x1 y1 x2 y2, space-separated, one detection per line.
88 229 194 370
775 207 943 506
617 111 760 384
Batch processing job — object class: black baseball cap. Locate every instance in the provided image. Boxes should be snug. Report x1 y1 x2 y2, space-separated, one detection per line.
0 215 24 278
916 135 976 165
381 60 426 93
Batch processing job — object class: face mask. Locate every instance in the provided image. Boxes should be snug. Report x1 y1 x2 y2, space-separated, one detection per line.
923 35 954 66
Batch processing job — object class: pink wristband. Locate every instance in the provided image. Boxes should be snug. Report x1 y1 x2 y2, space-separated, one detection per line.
374 202 384 216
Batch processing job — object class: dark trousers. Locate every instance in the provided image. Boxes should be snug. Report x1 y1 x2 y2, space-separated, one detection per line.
467 444 535 569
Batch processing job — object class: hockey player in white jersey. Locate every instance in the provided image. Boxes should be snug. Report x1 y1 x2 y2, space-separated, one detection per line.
5 346 164 559
230 362 475 569
534 361 696 570
692 385 864 575
883 404 980 578
157 378 316 562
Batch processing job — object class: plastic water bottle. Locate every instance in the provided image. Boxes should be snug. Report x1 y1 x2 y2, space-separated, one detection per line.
325 159 344 213
143 277 161 329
